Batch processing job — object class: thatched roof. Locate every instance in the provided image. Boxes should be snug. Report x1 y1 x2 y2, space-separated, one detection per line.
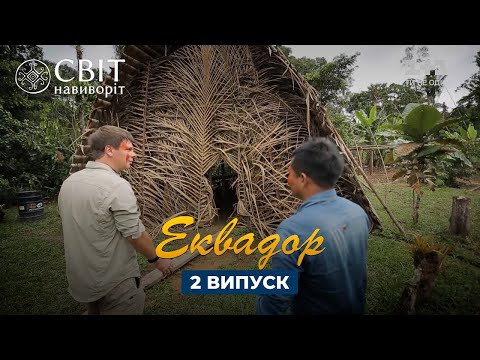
70 45 381 237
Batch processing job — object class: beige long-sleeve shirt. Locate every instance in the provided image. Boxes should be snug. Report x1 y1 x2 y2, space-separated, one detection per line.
58 161 145 303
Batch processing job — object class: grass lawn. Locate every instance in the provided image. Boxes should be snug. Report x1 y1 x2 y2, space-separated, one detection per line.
1 183 479 315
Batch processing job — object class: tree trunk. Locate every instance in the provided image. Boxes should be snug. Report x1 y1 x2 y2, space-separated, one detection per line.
79 103 85 133
394 250 442 314
75 50 86 134
449 196 471 236
412 190 420 224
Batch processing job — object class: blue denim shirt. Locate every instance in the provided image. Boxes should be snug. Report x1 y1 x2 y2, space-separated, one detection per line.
256 189 369 315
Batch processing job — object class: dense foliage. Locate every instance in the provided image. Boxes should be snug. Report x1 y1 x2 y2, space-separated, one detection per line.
0 45 98 204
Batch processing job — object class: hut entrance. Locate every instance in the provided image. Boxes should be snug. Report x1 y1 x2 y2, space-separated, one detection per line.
208 161 238 220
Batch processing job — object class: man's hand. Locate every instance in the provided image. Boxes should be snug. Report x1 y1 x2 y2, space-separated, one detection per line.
155 258 174 276
127 231 175 276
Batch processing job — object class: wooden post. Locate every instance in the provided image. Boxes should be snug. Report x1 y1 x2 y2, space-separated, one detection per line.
356 150 362 170
449 196 471 236
369 149 374 175
340 142 407 237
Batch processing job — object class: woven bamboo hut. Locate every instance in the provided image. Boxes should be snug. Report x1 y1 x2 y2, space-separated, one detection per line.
70 45 381 237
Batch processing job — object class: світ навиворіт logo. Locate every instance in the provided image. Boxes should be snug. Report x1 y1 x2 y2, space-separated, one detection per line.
15 60 51 94
15 58 125 96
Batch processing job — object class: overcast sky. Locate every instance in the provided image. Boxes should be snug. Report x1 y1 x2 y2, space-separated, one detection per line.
41 45 480 109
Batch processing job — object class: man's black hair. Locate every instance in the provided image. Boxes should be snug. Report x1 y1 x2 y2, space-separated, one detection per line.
291 137 345 187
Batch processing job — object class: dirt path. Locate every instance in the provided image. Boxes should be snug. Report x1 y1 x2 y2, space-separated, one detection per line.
357 167 398 184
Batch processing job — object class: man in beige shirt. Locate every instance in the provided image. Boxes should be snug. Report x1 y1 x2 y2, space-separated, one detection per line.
58 125 173 315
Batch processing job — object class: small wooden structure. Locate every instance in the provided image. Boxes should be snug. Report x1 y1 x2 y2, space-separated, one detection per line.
349 144 396 175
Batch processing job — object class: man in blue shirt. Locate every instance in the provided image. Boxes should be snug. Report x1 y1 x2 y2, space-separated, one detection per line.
256 137 370 315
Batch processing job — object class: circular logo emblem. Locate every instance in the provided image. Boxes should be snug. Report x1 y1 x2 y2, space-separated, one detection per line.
15 59 51 94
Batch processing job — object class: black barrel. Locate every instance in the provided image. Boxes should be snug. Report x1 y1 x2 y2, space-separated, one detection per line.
18 190 44 221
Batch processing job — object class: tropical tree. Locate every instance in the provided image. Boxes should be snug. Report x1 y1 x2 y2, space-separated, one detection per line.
114 45 126 59
391 104 466 223
324 106 357 146
436 122 479 185
277 45 359 106
455 51 480 131
348 82 426 118
353 104 402 174
0 45 96 204
354 105 380 171
457 51 480 108
72 45 86 132
0 45 44 120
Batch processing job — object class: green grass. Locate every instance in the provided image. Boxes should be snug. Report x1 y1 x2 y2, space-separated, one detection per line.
0 205 83 314
364 183 480 314
0 183 479 315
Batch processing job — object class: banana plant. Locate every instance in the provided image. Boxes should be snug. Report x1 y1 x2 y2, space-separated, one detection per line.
355 105 377 129
390 104 467 223
355 105 389 173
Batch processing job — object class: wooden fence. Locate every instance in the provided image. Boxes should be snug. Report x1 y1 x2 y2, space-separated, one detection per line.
349 144 397 175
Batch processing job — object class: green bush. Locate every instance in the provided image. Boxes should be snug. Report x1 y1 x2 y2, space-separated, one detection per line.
0 105 71 205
